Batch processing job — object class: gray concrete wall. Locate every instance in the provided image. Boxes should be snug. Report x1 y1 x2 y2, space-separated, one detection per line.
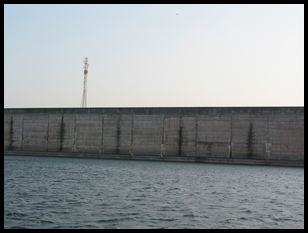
4 107 304 162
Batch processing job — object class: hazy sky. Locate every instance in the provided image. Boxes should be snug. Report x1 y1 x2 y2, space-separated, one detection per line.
4 4 304 108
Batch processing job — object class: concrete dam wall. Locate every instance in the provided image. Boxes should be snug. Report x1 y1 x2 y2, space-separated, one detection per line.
4 107 304 166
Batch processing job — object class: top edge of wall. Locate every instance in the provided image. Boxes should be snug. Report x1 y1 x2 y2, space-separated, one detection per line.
3 106 305 109
4 106 304 115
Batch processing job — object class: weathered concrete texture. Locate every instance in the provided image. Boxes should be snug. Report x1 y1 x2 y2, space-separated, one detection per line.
4 107 304 165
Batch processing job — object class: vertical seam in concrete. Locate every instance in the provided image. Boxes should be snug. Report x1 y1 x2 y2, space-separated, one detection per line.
101 114 104 154
178 115 182 156
161 114 165 158
130 111 134 156
59 114 64 152
46 114 50 152
116 114 121 154
266 112 270 160
230 111 233 159
9 115 13 150
21 115 24 151
247 113 254 158
287 119 290 152
195 112 199 157
73 114 77 152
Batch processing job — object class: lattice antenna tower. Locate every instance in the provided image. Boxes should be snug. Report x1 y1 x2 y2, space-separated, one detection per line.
81 57 89 108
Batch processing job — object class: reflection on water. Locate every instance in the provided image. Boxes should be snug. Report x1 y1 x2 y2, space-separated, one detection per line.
4 155 304 229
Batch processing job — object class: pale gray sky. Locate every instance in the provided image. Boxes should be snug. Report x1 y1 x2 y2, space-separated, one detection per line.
4 4 304 108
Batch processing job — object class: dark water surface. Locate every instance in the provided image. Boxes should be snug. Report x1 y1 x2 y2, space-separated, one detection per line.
4 155 304 229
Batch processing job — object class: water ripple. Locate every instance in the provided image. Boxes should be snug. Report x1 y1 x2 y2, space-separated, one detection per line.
4 155 304 229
